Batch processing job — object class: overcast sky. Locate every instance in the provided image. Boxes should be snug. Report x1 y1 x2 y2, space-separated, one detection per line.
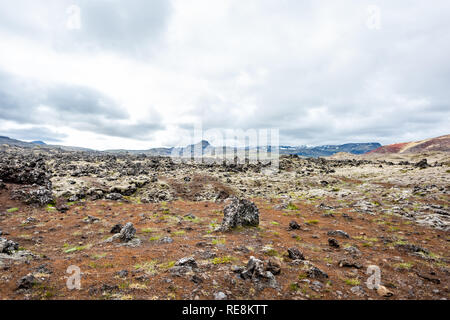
0 0 449 150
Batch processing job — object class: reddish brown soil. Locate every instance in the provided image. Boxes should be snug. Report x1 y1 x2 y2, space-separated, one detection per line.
0 184 449 300
369 134 450 154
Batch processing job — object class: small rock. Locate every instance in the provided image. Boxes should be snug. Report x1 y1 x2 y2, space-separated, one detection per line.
287 247 304 260
184 213 197 220
106 193 123 201
191 274 203 284
415 159 429 169
214 292 227 300
327 230 350 239
158 236 174 244
116 270 128 277
231 265 245 273
57 204 69 213
0 237 19 254
110 224 123 234
266 257 282 275
119 222 136 242
328 238 340 248
84 216 100 224
176 257 198 269
16 274 36 290
289 220 301 230
376 285 394 297
338 258 362 269
307 266 329 279
344 246 361 256
350 286 365 296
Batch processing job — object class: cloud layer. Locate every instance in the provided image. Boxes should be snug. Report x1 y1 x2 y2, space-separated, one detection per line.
0 0 449 149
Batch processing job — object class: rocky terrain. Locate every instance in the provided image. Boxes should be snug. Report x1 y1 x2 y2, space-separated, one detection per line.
0 144 449 300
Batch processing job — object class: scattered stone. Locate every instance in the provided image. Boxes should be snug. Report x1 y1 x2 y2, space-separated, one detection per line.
119 223 136 242
231 265 245 273
120 237 141 247
376 285 394 297
35 264 52 275
344 246 361 256
214 292 227 300
191 274 203 284
184 213 197 220
176 257 198 269
116 270 128 278
106 193 123 201
327 230 350 239
289 220 301 230
350 286 365 296
266 257 282 275
338 258 362 269
57 204 69 213
240 256 277 289
307 266 329 279
328 238 340 248
287 247 304 260
83 215 100 224
216 198 259 232
22 217 37 224
416 273 441 284
110 224 123 234
16 274 36 290
395 243 429 255
415 159 429 169
158 236 174 244
0 237 19 254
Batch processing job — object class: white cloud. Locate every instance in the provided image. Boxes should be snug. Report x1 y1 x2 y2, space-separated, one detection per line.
0 0 449 149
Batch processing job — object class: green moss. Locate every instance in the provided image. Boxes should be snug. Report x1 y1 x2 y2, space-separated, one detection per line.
286 203 299 210
211 256 235 264
134 260 158 275
264 249 279 257
394 262 414 270
212 238 226 245
158 261 175 270
289 283 300 291
344 278 360 286
64 245 87 254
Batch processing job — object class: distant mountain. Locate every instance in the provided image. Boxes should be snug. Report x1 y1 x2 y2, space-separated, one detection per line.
369 134 450 154
31 140 46 145
1 135 383 157
0 136 93 152
279 143 382 157
0 136 39 148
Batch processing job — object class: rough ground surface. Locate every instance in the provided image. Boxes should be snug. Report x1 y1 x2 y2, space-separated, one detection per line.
0 146 449 300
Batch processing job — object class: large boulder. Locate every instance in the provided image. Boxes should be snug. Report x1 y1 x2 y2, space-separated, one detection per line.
216 197 259 232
